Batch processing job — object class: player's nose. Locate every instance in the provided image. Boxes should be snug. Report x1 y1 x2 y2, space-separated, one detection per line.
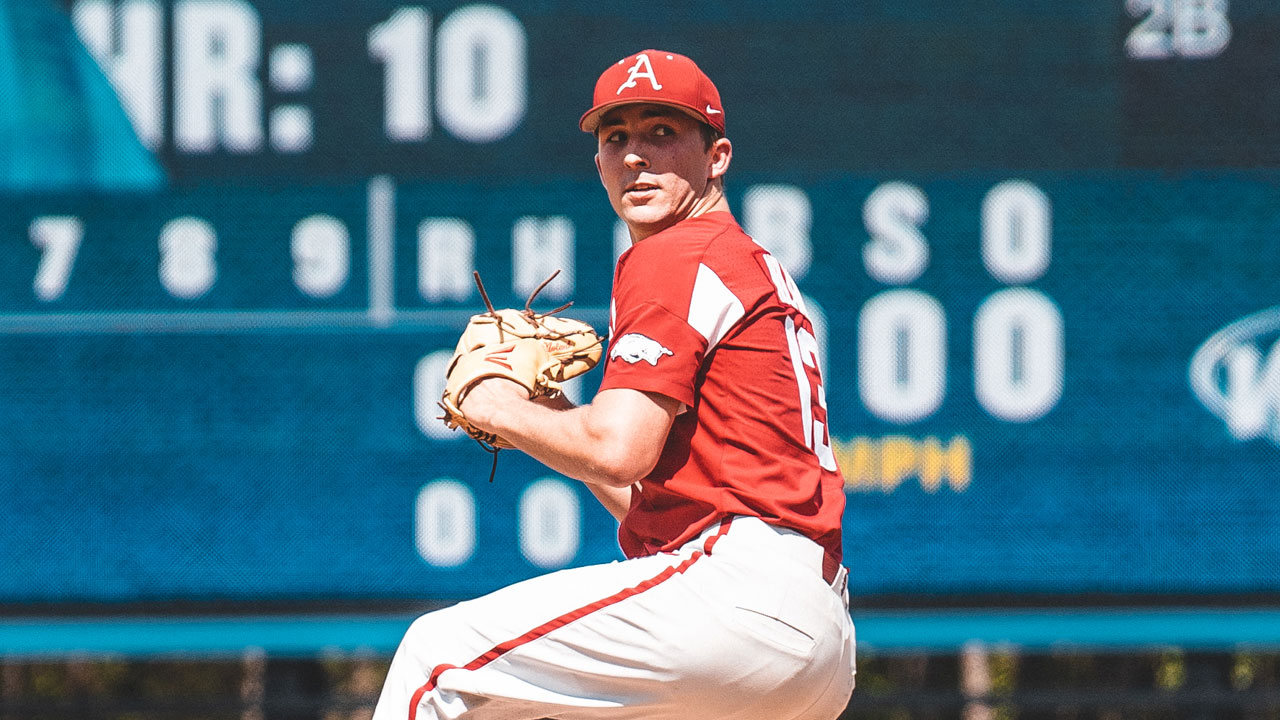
623 152 649 169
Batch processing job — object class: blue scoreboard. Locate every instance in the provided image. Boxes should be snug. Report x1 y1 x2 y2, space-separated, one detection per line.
2 0 1277 605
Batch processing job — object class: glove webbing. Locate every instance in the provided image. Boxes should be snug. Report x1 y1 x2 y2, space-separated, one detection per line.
451 269 601 482
474 269 601 353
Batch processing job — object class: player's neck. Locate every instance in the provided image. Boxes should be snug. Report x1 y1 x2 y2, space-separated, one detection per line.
687 183 730 221
627 187 731 245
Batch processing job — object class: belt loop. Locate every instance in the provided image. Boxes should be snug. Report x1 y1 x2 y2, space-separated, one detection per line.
832 566 850 606
829 565 848 591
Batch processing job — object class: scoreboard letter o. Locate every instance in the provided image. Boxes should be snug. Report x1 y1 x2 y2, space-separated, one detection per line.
981 180 1051 284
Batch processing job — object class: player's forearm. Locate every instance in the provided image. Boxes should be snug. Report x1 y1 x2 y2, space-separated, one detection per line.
583 482 633 522
461 381 674 490
489 399 649 488
525 395 636 519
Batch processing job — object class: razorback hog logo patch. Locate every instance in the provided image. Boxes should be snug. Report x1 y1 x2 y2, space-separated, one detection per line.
610 333 673 366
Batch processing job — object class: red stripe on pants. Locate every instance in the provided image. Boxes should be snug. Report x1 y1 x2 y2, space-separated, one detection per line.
407 517 734 720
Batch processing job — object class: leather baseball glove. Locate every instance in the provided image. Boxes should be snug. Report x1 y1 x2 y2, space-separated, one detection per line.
439 271 603 452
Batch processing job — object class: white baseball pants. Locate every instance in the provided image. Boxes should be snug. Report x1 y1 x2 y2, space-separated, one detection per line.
372 515 856 720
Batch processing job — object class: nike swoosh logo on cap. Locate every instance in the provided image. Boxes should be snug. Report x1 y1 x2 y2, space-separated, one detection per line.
705 105 722 114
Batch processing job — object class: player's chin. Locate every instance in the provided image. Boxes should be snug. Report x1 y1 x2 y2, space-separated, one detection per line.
619 204 676 233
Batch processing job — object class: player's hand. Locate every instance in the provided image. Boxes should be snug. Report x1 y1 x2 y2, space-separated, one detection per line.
437 270 602 451
454 375 531 435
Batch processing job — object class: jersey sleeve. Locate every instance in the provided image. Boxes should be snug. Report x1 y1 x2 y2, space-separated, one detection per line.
599 299 707 408
601 215 752 407
598 232 718 408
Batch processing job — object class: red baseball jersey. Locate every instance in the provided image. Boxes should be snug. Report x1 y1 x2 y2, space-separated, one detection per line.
599 212 846 575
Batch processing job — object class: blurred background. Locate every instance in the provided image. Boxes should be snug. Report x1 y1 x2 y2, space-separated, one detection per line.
1 0 1278 717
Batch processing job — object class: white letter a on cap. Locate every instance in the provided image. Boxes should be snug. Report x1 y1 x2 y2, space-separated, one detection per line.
617 53 662 95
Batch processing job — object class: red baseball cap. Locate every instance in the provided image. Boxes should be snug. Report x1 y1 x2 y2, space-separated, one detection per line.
579 50 725 134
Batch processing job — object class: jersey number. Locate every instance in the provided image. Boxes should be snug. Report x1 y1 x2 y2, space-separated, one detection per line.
763 254 837 472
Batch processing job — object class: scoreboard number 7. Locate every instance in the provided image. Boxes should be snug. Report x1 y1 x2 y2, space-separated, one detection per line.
30 217 84 302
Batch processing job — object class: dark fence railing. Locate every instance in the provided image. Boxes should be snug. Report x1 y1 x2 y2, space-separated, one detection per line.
4 648 1280 720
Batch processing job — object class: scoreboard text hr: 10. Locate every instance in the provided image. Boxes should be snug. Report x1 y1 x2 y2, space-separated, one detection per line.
69 0 1234 157
72 1 528 154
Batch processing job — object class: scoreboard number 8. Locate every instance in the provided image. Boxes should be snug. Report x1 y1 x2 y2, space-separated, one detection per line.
159 217 218 299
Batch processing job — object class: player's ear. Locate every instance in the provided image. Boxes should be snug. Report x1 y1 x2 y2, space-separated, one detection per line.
594 152 604 184
708 137 732 181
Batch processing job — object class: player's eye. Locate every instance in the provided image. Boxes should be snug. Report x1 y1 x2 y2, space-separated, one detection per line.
604 130 627 144
652 124 674 137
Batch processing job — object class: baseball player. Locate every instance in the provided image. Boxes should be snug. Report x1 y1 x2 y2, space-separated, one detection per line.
373 50 855 720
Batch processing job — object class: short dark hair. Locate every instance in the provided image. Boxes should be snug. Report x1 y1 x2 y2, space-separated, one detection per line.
699 123 723 151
